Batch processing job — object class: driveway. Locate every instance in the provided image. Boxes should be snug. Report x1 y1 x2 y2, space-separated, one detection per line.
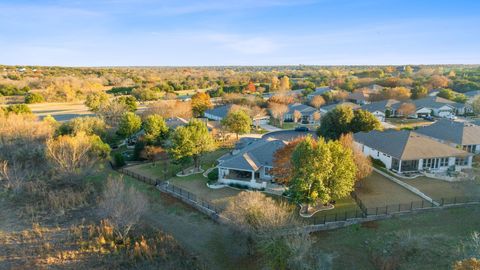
259 123 282 132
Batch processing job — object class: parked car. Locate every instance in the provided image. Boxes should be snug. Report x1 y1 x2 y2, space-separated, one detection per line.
294 126 309 132
422 116 434 121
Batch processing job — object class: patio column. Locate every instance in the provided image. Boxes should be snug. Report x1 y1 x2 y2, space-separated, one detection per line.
251 171 255 181
398 160 402 173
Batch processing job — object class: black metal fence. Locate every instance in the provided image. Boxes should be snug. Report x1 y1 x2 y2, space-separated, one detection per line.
309 193 480 226
118 167 160 186
157 182 220 213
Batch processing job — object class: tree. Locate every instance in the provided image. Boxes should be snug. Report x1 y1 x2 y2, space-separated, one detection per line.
397 102 416 118
221 109 252 140
144 100 192 119
405 65 413 75
143 114 168 145
293 110 302 123
429 75 449 88
351 109 382 133
58 116 107 138
99 176 148 240
438 88 456 100
115 95 138 112
5 104 31 115
472 95 480 115
411 85 428 99
312 111 321 124
250 106 267 130
46 132 110 176
289 136 356 212
169 119 216 170
117 112 142 138
272 137 306 185
140 145 167 166
191 92 212 117
24 92 44 104
245 81 256 93
97 100 128 127
310 95 325 109
271 76 280 91
317 105 354 140
269 102 289 127
85 92 109 112
339 133 372 181
279 76 290 91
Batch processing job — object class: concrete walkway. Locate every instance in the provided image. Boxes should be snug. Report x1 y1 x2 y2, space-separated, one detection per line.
259 123 282 132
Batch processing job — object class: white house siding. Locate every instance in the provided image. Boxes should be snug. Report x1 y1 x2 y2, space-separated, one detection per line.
218 167 267 189
204 113 223 121
355 142 393 169
371 111 385 122
433 106 454 117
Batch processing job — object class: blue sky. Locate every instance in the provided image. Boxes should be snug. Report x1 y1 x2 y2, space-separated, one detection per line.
0 0 479 66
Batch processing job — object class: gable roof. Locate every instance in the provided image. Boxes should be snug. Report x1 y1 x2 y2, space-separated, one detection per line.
218 139 287 171
307 87 331 97
464 90 480 98
413 96 464 110
361 99 400 113
415 119 480 145
204 104 233 119
287 103 317 116
354 129 470 160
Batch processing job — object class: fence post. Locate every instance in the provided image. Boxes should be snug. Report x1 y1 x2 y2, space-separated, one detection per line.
375 207 378 215
454 197 457 204
385 205 388 215
335 213 338 222
398 204 401 212
355 209 358 218
344 211 347 221
410 201 413 210
441 198 444 206
323 215 326 224
421 200 424 208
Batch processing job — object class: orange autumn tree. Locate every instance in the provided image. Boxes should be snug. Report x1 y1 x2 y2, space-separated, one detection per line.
245 81 256 93
271 137 307 185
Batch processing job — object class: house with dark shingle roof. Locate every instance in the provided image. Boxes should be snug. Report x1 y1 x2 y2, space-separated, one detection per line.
464 90 480 104
320 102 361 115
306 87 331 100
203 104 270 124
354 130 472 174
361 99 400 122
284 103 319 124
415 119 480 154
410 96 470 117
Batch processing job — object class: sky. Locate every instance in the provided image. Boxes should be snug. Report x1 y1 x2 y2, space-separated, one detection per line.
0 0 479 66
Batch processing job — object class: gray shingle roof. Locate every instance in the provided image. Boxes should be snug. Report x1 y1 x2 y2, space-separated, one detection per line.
218 139 287 171
361 99 400 113
415 119 480 145
464 90 480 98
288 103 317 116
354 129 470 160
204 104 233 119
308 87 331 97
413 96 464 110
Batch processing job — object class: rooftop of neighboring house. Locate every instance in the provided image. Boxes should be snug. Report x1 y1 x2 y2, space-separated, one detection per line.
361 99 400 113
321 102 361 113
307 87 331 97
464 90 480 98
204 104 233 119
287 103 317 116
354 129 470 160
415 119 480 145
347 91 370 102
412 96 465 109
165 117 189 129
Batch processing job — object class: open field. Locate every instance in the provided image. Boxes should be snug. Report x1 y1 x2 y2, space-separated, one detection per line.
403 176 480 201
313 205 480 270
356 171 425 208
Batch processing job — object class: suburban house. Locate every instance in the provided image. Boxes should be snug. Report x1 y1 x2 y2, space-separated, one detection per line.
320 102 360 115
464 90 480 103
306 87 331 100
415 119 480 154
411 96 470 117
361 99 400 122
203 104 270 125
354 130 473 174
217 138 286 189
284 103 319 124
347 91 371 105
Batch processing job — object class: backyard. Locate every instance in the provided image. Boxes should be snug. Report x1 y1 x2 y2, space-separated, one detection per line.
386 117 434 129
403 176 480 201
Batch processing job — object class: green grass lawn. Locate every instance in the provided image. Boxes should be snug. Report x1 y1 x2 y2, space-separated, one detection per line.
356 171 425 208
312 205 480 270
403 176 480 201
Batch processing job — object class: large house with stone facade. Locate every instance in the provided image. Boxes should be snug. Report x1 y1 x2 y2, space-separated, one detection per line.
354 130 473 174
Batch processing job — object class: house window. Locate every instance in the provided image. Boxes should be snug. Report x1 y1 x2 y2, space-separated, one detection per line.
455 158 468 166
439 158 448 167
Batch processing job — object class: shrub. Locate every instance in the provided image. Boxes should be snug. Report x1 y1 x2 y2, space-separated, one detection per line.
113 152 126 168
371 158 386 168
24 92 45 104
207 168 218 182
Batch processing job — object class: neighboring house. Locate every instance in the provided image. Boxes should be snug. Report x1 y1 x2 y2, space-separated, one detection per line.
415 119 480 154
361 99 400 122
306 87 331 100
464 90 480 104
204 104 270 124
410 96 471 117
354 130 473 174
367 84 384 93
347 91 371 105
320 102 361 115
284 103 319 124
217 130 314 189
262 89 304 100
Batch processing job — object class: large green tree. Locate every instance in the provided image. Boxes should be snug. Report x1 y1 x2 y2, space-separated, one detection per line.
318 105 380 140
85 92 109 112
117 112 142 138
289 136 356 213
143 114 168 145
221 109 252 140
169 119 216 170
116 96 138 112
